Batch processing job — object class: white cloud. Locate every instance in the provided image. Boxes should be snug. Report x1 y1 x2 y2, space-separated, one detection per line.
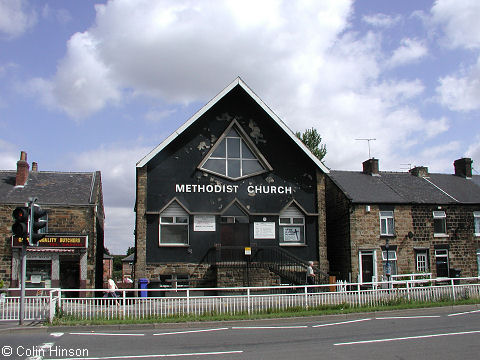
362 13 402 28
63 144 151 253
0 0 37 39
431 0 480 50
386 38 428 68
0 140 18 170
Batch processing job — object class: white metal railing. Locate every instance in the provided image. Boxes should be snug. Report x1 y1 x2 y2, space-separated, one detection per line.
1 277 479 322
0 288 60 322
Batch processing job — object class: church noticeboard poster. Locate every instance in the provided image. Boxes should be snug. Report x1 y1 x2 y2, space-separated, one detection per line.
254 222 276 239
193 215 216 232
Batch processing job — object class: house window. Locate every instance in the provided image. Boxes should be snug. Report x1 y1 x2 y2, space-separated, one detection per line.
382 250 397 276
380 211 394 236
198 122 271 180
279 205 305 245
159 202 189 246
433 211 447 236
474 212 480 236
416 250 429 273
435 249 449 277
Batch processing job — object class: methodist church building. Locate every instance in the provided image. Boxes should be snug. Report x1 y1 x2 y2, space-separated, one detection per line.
134 78 329 289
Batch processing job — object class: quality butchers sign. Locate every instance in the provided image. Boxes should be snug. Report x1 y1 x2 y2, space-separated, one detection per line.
12 235 88 248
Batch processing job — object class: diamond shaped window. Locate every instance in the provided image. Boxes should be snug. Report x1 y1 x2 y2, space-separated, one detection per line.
198 120 272 180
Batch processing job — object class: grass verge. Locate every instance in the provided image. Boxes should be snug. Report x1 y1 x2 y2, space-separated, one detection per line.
50 298 480 326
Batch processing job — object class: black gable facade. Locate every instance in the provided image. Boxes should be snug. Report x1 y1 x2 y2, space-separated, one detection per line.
135 78 329 288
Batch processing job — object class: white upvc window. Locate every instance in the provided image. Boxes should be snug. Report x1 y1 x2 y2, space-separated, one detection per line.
380 211 394 236
159 202 189 246
416 251 429 273
433 211 447 236
382 250 397 276
474 212 480 236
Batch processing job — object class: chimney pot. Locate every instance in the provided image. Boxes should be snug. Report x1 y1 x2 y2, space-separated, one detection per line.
15 151 29 186
32 162 38 172
363 158 379 176
454 158 472 178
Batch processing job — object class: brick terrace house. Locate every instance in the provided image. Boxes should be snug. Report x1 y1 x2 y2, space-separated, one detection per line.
135 78 330 289
0 151 104 292
326 157 480 283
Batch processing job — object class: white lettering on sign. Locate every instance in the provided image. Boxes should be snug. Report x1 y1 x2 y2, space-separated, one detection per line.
175 184 292 195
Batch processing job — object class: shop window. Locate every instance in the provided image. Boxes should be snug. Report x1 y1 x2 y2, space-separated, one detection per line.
474 212 480 236
435 249 449 277
279 205 305 245
379 211 394 236
26 260 51 288
382 250 397 277
433 211 447 236
415 250 429 273
198 121 271 180
159 202 189 246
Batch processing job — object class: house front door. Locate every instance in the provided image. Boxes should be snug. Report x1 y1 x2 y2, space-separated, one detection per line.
359 250 376 284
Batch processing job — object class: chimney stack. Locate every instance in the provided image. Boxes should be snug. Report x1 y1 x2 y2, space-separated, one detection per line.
363 158 379 176
15 151 29 186
454 158 472 178
409 166 429 178
32 162 38 172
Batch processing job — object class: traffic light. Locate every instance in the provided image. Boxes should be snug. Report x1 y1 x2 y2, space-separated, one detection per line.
30 205 47 246
12 207 29 240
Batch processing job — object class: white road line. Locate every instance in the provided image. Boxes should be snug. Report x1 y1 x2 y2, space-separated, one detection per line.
334 329 480 346
448 309 480 317
50 332 64 337
231 325 308 329
153 328 229 336
69 332 145 336
312 318 372 328
376 316 441 320
42 350 244 360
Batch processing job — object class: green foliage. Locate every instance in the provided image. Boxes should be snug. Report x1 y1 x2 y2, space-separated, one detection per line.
126 247 135 256
295 128 327 161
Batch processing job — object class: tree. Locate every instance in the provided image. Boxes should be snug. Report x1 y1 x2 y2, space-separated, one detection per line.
126 246 135 256
295 128 327 161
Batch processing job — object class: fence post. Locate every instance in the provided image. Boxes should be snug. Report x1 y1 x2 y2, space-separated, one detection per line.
122 290 126 319
406 281 410 302
186 289 190 315
357 283 361 307
304 286 308 309
451 278 456 302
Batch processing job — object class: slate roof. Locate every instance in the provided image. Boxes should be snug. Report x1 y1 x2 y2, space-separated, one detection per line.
328 170 480 205
0 170 100 206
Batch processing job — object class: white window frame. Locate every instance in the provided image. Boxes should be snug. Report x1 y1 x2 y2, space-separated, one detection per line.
474 212 480 236
433 211 447 237
159 203 189 246
382 250 397 276
279 216 305 245
416 251 429 273
379 211 395 236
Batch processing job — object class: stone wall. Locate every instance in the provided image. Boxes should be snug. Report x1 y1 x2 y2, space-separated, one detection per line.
316 170 329 275
134 165 147 284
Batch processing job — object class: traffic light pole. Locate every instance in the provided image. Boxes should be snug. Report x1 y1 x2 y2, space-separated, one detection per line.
19 197 37 325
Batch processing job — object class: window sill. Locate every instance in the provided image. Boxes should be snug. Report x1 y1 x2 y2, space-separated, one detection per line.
433 234 449 238
380 234 396 238
279 243 307 247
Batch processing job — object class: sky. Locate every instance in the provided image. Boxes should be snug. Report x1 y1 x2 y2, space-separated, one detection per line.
1 0 480 254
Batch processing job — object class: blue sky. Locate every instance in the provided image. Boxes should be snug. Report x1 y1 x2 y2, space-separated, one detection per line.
2 0 480 254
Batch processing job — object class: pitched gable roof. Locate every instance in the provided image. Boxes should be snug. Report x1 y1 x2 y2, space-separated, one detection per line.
329 170 480 205
0 170 101 206
136 77 329 173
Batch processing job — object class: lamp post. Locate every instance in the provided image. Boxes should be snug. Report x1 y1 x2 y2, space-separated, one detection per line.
385 238 391 287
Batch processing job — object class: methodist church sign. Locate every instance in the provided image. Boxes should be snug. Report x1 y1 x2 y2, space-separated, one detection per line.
175 183 292 195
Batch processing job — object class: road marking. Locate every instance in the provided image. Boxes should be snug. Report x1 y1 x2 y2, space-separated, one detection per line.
50 332 64 337
312 318 372 327
448 309 480 317
153 328 229 336
42 350 244 359
69 332 145 336
232 325 308 329
334 329 480 346
376 316 441 320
